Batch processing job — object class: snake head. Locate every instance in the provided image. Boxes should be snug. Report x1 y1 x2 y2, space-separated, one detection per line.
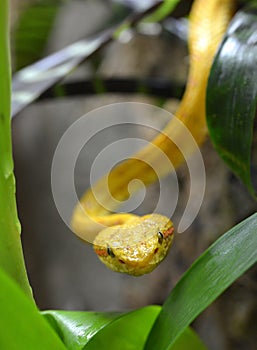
93 214 174 276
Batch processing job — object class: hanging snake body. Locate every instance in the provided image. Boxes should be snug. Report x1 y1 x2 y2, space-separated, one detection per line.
71 0 234 275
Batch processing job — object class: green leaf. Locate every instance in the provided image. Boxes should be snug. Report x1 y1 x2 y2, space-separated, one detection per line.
66 306 160 350
145 212 257 350
206 6 257 197
81 306 206 350
13 1 64 70
0 0 32 297
170 327 207 350
0 267 67 350
42 310 123 350
42 308 206 350
84 306 159 350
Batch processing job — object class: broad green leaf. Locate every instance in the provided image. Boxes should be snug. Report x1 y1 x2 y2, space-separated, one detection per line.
0 0 32 297
42 308 206 350
72 306 160 350
83 306 206 350
13 1 64 70
145 213 257 350
0 268 67 350
42 310 122 350
206 6 257 197
84 306 160 350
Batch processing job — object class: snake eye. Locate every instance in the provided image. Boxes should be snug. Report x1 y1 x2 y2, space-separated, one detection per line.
107 246 115 258
158 231 163 244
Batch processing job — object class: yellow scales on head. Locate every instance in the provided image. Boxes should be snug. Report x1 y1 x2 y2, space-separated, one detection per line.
94 214 174 276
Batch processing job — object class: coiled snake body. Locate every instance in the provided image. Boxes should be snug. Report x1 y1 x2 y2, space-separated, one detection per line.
71 0 234 275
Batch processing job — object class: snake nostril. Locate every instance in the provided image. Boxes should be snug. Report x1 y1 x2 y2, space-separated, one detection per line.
119 259 125 264
154 248 159 254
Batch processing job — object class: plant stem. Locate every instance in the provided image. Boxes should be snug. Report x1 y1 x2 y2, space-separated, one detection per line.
0 0 33 299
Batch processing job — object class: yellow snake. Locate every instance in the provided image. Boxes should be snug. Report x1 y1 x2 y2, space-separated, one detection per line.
71 0 234 276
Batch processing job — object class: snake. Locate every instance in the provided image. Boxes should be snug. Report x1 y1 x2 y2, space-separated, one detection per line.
71 0 234 276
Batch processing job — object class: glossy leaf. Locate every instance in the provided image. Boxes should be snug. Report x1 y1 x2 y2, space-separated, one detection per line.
145 212 257 350
42 310 122 350
83 306 206 350
207 6 257 197
0 268 67 350
43 307 206 350
76 306 159 350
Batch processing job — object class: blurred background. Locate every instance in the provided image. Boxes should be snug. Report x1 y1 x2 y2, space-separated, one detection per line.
9 1 257 349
